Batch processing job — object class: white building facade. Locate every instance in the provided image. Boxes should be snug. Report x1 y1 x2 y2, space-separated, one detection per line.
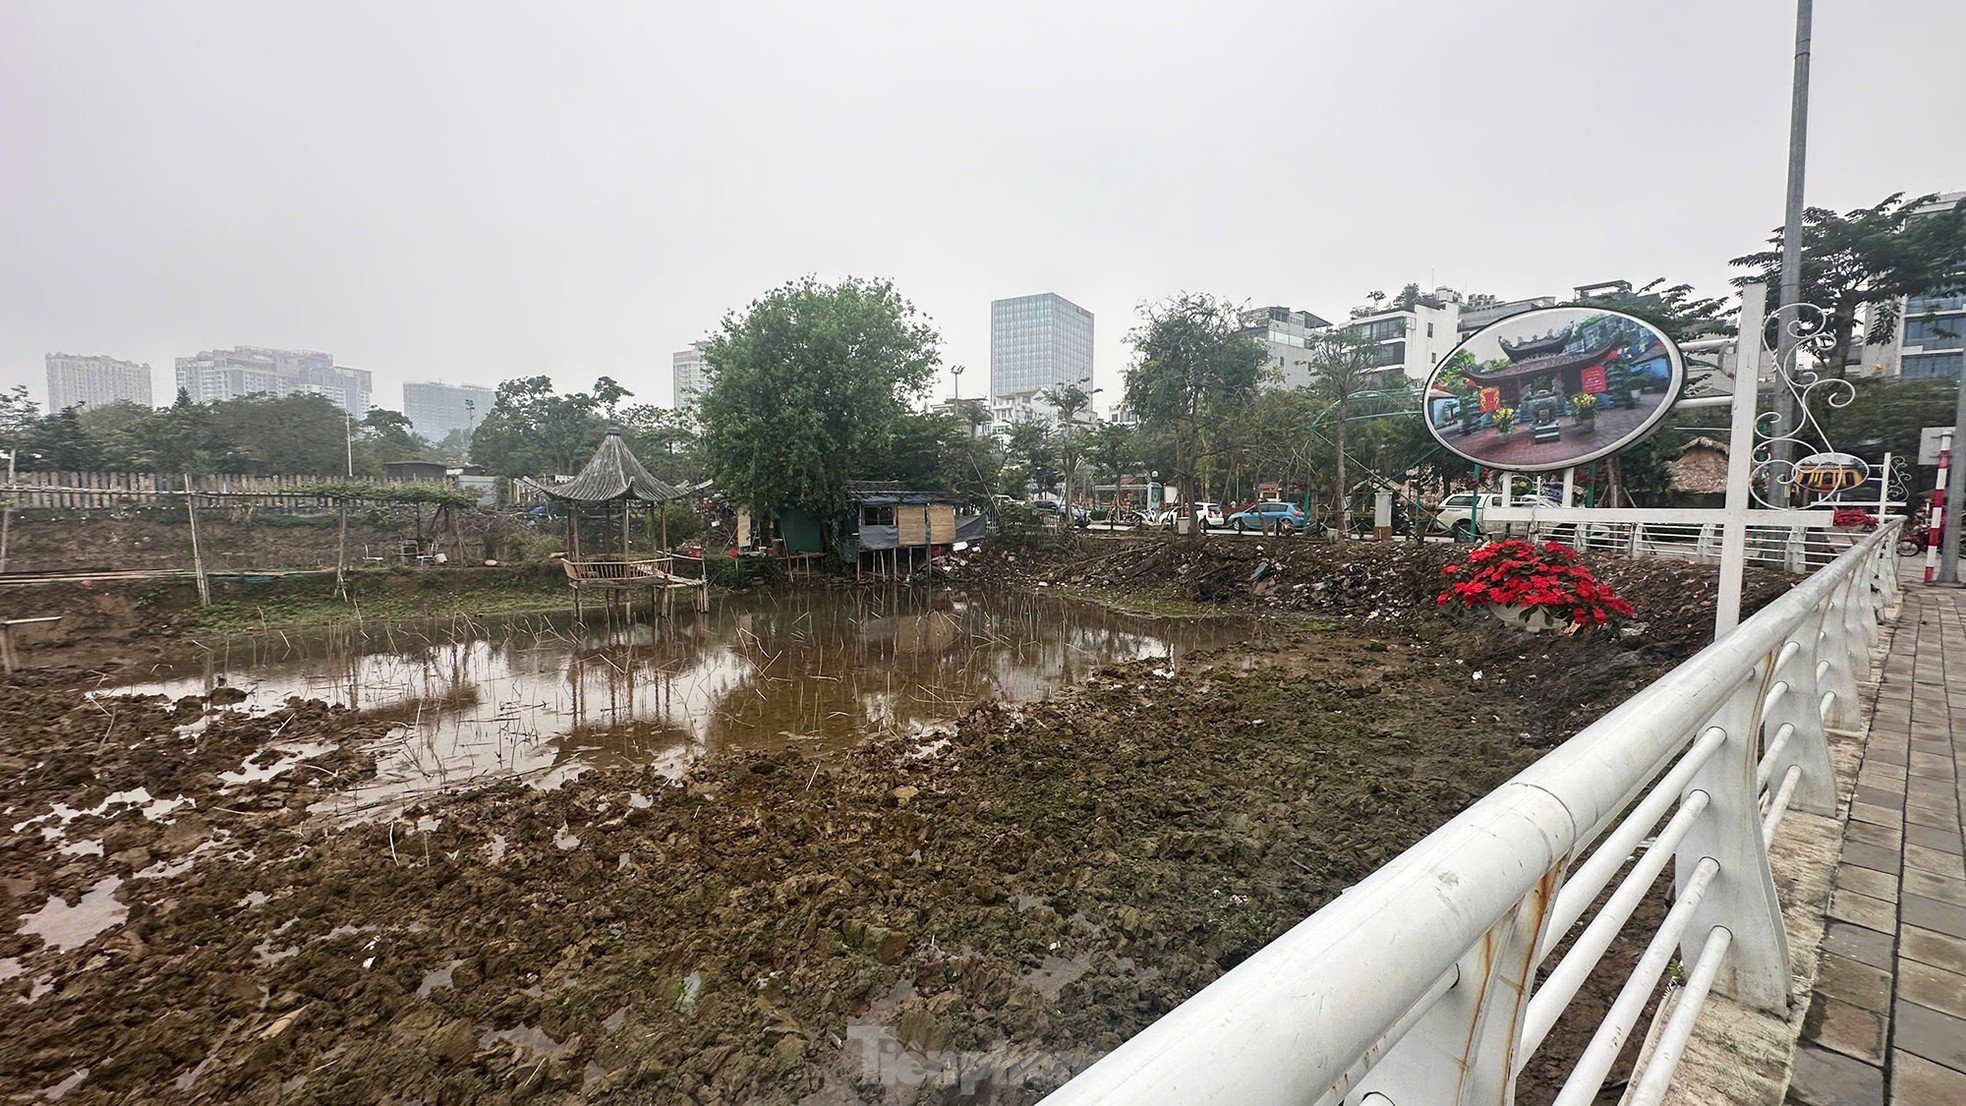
1862 191 1966 380
1240 306 1334 390
990 293 1093 401
1341 294 1463 382
402 381 494 442
174 346 372 416
45 353 153 410
673 343 709 408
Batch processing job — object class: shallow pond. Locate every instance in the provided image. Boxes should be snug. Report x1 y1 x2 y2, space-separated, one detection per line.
113 587 1248 815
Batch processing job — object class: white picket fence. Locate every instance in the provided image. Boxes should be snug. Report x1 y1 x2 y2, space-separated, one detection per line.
0 471 449 510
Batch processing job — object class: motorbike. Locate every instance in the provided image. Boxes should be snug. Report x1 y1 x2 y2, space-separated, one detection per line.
1898 511 1933 557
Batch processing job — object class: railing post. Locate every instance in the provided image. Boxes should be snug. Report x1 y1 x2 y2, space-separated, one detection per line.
1350 865 1562 1105
1818 570 1865 729
1761 629 1838 816
1873 533 1901 616
1677 669 1792 1012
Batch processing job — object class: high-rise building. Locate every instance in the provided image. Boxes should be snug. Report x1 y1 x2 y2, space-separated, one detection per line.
174 346 373 416
990 293 1094 401
1867 191 1966 380
45 353 153 410
673 342 709 408
1239 306 1335 390
402 381 495 442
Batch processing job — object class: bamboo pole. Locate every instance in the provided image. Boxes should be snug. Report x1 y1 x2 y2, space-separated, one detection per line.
335 500 349 599
184 474 210 606
0 447 15 574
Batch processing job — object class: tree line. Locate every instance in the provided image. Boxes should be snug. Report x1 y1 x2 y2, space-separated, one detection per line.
5 191 1957 513
0 388 431 477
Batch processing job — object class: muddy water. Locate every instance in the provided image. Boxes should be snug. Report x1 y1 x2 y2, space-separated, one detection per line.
112 588 1246 816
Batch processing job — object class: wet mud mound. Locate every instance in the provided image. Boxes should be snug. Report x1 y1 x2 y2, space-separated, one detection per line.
3 617 1606 1104
948 535 1792 663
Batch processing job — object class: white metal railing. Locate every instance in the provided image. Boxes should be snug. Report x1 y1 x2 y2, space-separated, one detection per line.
1471 513 1881 575
1039 522 1901 1106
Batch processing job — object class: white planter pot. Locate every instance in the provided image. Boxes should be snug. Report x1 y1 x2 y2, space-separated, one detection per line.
1489 603 1555 633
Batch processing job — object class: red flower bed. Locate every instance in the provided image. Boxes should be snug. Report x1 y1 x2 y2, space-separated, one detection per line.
1437 538 1635 630
1831 507 1877 531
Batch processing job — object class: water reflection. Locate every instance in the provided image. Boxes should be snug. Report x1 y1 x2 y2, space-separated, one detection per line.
113 588 1246 815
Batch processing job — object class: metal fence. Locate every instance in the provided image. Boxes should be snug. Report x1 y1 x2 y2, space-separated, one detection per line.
1496 518 1878 575
1040 522 1901 1105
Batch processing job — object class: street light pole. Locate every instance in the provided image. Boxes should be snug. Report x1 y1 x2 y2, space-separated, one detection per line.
1769 0 1813 507
1939 346 1966 583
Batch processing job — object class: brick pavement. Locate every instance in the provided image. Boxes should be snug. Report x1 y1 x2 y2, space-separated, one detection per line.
1790 583 1966 1105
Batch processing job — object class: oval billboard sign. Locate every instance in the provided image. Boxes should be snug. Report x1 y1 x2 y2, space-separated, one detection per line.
1422 306 1685 473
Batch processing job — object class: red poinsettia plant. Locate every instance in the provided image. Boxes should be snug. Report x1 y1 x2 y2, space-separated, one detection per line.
1437 538 1635 630
1831 507 1878 531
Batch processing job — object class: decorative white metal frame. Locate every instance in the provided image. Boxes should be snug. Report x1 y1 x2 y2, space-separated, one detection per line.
1752 302 1865 507
1037 523 1900 1106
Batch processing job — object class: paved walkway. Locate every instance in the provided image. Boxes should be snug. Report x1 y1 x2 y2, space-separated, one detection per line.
1790 583 1966 1105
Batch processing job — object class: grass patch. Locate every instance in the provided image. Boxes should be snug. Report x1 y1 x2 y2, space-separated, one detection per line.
193 566 575 632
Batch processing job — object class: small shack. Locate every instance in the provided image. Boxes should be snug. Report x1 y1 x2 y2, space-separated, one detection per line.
1671 437 1729 503
838 482 984 576
519 428 707 616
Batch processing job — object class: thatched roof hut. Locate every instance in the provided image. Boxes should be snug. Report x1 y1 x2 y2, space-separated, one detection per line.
1671 436 1729 495
519 427 685 506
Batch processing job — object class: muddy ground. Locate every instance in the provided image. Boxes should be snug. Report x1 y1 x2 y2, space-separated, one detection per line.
2 537 1788 1104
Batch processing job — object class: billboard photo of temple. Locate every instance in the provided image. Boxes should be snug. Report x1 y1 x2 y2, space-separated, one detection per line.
1422 306 1683 472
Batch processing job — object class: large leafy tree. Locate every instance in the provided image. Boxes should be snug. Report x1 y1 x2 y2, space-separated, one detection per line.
469 376 608 478
2 385 41 448
698 276 939 523
618 403 702 485
1002 417 1062 496
1124 293 1266 535
359 408 431 466
861 409 1000 504
204 393 357 475
18 407 106 470
1731 192 1966 374
1566 278 1739 506
1573 278 1735 343
1818 379 1961 480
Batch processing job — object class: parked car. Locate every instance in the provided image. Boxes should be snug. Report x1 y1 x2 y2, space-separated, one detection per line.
1430 492 1567 541
1149 501 1224 530
1226 500 1305 532
1031 499 1091 528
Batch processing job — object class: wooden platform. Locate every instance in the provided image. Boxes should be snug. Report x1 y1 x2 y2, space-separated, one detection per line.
559 556 705 590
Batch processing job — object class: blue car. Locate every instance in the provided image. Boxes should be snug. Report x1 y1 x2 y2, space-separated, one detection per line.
1227 501 1305 532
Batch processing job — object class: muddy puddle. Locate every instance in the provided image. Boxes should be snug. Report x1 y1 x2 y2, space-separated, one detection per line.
110 588 1248 816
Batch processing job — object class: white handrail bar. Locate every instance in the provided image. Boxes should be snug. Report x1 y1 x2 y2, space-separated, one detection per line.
1626 926 1735 1106
1519 789 1711 1061
1038 523 1898 1105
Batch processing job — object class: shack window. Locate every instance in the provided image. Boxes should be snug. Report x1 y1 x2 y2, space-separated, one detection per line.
861 504 895 526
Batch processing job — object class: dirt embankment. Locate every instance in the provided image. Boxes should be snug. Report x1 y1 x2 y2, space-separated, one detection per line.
1 603 1668 1105
2 565 575 677
951 533 1793 660
1 509 532 576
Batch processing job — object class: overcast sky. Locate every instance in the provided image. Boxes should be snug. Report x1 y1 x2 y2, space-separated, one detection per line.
4 1 1964 416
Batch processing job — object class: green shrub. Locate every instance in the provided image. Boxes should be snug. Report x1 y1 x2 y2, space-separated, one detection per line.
652 505 702 546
